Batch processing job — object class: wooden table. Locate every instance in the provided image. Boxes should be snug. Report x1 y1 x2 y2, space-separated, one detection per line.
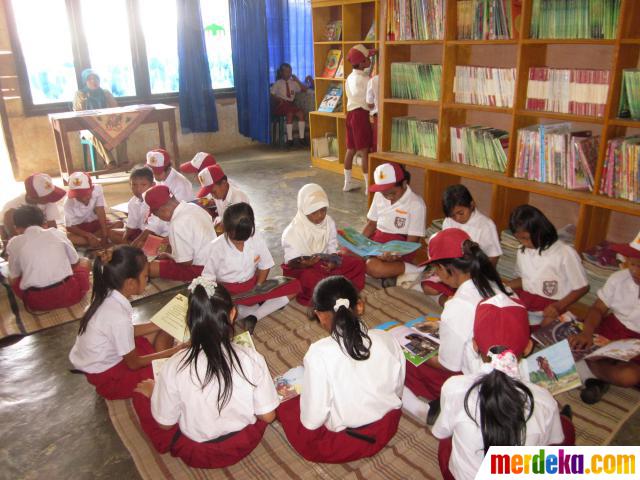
48 103 180 183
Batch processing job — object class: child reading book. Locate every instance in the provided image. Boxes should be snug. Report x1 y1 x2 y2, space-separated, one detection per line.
270 63 308 147
277 276 405 463
281 183 365 305
196 164 250 228
146 148 194 202
132 277 278 469
69 246 182 399
433 294 575 480
178 151 217 175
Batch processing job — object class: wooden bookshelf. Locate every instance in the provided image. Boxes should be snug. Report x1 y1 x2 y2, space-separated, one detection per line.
309 0 379 180
370 0 640 254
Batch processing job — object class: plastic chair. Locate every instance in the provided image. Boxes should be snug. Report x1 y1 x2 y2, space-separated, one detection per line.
80 137 97 172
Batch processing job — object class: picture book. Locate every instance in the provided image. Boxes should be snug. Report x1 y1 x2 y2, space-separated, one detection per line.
374 315 440 366
321 49 342 78
365 21 376 41
335 57 344 79
274 366 304 402
150 294 190 342
338 226 421 258
324 20 342 41
318 83 343 112
532 316 608 361
583 339 640 362
142 234 166 259
522 340 582 396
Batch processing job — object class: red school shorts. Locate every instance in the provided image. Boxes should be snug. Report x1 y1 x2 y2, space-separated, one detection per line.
156 260 204 282
73 219 120 234
404 361 461 400
346 108 373 150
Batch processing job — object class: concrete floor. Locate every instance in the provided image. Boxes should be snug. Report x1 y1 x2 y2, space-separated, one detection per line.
1 146 638 480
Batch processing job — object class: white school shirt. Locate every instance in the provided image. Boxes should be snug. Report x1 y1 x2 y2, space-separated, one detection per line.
365 75 379 115
282 215 339 263
300 330 405 432
270 78 301 102
515 240 588 300
63 184 106 226
432 372 564 480
7 225 78 289
202 233 274 283
151 345 279 442
345 70 370 111
442 210 503 258
213 183 250 226
160 168 194 202
126 196 169 237
168 202 215 266
68 290 135 374
597 269 640 333
1 193 61 224
367 187 426 238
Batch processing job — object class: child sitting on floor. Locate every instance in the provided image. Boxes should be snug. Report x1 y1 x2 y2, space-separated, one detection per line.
505 204 589 326
64 171 122 247
69 246 183 399
178 151 217 176
146 148 194 202
196 164 250 228
278 275 405 463
7 205 90 312
132 277 278 469
281 183 365 306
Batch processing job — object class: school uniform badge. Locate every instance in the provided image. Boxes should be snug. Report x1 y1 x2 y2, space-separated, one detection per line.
543 280 558 297
394 216 406 229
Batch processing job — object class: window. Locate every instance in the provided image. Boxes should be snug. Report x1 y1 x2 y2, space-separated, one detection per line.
8 0 235 114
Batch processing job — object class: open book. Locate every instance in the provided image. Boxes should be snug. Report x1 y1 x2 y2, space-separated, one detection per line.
150 294 190 342
274 366 304 402
142 234 167 260
374 314 441 366
338 226 421 258
521 340 582 395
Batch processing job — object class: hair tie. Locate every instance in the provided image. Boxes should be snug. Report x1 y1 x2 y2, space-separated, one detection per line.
188 276 218 298
333 298 350 312
487 348 520 379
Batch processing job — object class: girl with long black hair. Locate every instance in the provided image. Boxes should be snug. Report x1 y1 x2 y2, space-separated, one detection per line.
133 277 278 469
277 275 405 463
69 246 181 399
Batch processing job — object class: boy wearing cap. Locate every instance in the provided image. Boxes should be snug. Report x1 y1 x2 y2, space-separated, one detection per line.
144 185 216 281
570 231 640 404
7 205 91 311
196 165 250 229
179 151 217 176
146 148 194 202
64 171 122 247
343 44 375 192
1 173 65 240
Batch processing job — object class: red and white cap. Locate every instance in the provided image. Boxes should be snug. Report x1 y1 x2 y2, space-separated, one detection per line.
611 231 640 259
196 165 226 198
426 228 471 264
179 152 217 174
25 173 66 203
474 293 530 356
143 185 172 211
146 148 171 173
346 44 376 66
369 162 405 192
67 172 93 199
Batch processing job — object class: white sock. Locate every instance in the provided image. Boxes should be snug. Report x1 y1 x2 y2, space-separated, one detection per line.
576 359 597 382
255 296 289 320
402 386 430 425
286 123 293 140
238 304 259 319
344 168 352 184
364 175 369 192
298 121 305 138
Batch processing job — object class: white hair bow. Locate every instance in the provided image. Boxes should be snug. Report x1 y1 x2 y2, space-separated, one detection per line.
333 298 350 312
188 276 218 298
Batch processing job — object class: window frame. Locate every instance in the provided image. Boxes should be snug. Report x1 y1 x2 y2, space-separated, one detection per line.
6 0 235 117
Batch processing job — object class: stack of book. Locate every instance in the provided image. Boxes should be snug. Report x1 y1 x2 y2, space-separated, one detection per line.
601 136 640 203
526 67 610 118
386 0 445 41
530 0 621 39
454 66 516 107
457 0 520 40
514 123 599 191
618 69 640 120
391 117 439 158
390 63 442 101
449 125 509 172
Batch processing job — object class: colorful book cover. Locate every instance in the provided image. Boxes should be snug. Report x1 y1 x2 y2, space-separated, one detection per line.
335 57 344 79
321 49 342 78
318 83 343 112
523 340 582 395
337 226 420 257
142 234 166 258
374 316 440 366
274 366 304 402
324 20 342 41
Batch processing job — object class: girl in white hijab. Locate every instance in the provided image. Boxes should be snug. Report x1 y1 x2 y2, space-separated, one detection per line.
282 184 365 305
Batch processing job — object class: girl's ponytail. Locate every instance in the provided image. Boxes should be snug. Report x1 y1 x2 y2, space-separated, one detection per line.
462 240 509 298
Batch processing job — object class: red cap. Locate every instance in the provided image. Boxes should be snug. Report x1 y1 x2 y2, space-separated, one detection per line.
179 152 217 174
143 185 172 211
611 231 640 259
196 165 226 198
25 173 66 203
369 163 405 192
426 228 471 264
146 148 171 173
474 293 530 356
67 172 93 199
347 44 376 66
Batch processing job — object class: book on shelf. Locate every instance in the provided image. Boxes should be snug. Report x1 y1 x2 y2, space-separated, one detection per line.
450 125 509 173
618 69 640 120
526 67 610 118
521 339 582 395
391 116 438 158
601 136 640 203
337 226 421 258
321 49 342 78
324 20 342 41
386 0 445 41
374 314 441 366
530 0 621 40
334 57 344 79
365 21 376 41
311 133 339 161
317 83 343 112
274 366 304 402
514 123 599 191
454 66 516 108
390 63 441 101
456 0 520 40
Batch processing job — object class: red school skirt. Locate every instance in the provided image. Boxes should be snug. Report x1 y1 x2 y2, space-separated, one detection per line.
132 393 268 469
404 362 461 401
84 337 155 400
513 288 556 312
281 255 366 306
595 313 640 364
12 263 90 311
157 260 204 282
273 100 301 117
370 229 417 263
74 219 120 234
220 275 301 306
277 396 401 464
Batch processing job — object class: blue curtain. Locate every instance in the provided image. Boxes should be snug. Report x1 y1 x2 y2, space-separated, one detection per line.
177 0 219 133
229 0 271 143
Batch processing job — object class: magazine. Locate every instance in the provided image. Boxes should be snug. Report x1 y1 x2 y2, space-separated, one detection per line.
274 366 304 402
522 340 582 395
318 83 343 112
321 49 342 78
374 316 440 366
338 226 420 257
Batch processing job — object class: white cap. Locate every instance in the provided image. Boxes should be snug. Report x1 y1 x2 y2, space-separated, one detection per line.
369 162 405 192
67 172 93 198
146 148 170 171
